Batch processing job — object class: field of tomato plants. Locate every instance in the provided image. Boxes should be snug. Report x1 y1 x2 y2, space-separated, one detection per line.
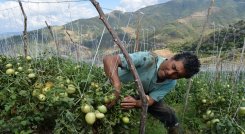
0 54 244 134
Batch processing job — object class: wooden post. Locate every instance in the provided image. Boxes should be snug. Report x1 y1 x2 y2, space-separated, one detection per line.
45 21 60 56
18 0 28 57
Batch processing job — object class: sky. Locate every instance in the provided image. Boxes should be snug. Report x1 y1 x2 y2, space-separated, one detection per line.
0 0 171 34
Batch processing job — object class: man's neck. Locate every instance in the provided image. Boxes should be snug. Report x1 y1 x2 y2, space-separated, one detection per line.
156 75 166 83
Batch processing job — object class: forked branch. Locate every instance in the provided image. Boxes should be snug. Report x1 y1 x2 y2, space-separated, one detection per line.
90 0 148 133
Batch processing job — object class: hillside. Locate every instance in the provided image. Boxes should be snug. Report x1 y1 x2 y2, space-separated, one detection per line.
1 0 245 56
184 20 245 52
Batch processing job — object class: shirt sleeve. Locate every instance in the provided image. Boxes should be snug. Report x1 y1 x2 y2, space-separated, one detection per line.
149 80 177 102
119 51 155 70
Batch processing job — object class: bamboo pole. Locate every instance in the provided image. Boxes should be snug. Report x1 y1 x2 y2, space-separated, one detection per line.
66 31 80 62
45 21 60 56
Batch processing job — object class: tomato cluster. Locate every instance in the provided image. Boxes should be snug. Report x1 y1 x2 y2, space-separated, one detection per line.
0 55 138 133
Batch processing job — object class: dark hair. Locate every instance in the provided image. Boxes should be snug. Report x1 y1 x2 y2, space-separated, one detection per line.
173 52 201 78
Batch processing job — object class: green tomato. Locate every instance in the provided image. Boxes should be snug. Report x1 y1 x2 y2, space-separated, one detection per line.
206 121 212 127
95 112 105 119
59 92 68 97
52 96 60 102
202 114 208 120
6 68 15 75
109 94 116 101
209 112 214 118
122 116 129 124
66 84 76 94
34 82 43 89
5 63 13 68
201 99 207 103
18 67 23 72
66 79 71 84
28 73 36 79
56 76 64 81
85 112 96 125
27 68 33 73
81 104 92 113
238 107 245 116
97 105 107 113
38 94 46 101
104 96 110 103
42 87 51 94
206 110 212 115
26 56 32 61
211 118 220 124
32 89 40 97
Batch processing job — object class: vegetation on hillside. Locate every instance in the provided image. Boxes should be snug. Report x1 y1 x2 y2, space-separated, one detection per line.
181 20 245 56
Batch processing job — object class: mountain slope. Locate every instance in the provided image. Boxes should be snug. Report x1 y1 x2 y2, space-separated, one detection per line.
1 0 245 55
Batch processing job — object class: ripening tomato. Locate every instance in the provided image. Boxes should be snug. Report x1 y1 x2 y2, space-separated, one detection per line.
85 112 96 125
45 81 54 88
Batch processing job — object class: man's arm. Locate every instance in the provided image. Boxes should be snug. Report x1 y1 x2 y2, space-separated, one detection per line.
103 55 122 91
103 55 122 108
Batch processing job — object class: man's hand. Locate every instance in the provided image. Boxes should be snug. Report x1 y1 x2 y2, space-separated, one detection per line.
121 96 141 109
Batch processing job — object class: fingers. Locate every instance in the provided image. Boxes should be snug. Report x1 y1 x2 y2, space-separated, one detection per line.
121 106 134 110
121 102 136 106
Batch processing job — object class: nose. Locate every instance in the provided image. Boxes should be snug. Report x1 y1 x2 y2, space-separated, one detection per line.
166 70 177 78
166 70 175 75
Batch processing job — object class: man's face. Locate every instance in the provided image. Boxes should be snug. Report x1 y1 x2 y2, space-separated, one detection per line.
157 58 186 80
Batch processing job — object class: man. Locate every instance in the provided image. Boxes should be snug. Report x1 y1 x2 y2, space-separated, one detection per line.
103 51 201 134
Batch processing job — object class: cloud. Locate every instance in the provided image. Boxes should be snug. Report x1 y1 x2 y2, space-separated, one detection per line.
0 0 97 33
116 0 159 12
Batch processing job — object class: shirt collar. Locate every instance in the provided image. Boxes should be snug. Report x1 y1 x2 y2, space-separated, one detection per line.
157 56 167 70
